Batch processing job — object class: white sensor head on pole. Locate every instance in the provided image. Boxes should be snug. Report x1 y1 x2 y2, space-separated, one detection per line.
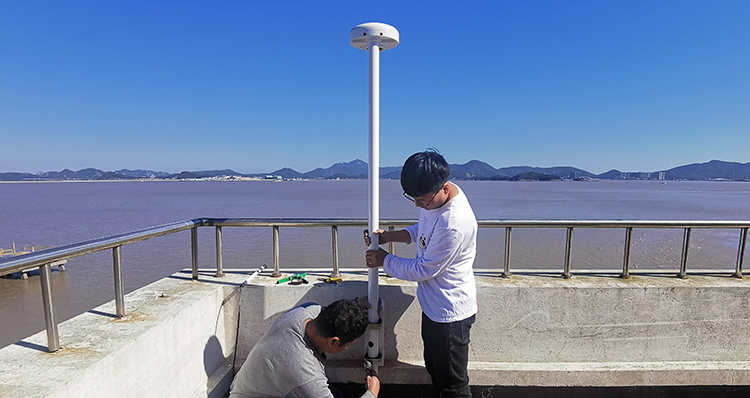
350 22 399 51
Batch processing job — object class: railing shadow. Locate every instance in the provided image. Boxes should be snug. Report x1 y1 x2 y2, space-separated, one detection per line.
14 340 48 352
169 272 246 287
88 309 119 318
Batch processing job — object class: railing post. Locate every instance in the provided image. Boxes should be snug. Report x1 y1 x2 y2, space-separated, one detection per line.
734 228 748 279
502 227 512 277
562 227 573 279
39 263 61 352
331 225 340 277
272 225 281 277
388 226 395 255
215 226 225 277
678 227 691 279
191 227 198 280
621 227 633 279
113 246 125 318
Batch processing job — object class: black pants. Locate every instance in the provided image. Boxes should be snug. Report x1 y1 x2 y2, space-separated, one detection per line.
421 312 475 398
329 384 345 398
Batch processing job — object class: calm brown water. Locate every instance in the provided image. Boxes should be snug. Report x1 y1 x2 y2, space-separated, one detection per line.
2 179 749 348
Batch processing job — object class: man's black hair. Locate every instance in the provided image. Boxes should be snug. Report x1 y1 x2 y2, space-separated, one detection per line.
314 299 368 345
400 150 451 198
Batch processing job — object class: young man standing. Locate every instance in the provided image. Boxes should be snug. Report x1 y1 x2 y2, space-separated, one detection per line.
365 150 477 398
229 299 380 398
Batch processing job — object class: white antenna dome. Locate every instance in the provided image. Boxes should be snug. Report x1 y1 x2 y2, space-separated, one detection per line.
349 22 399 50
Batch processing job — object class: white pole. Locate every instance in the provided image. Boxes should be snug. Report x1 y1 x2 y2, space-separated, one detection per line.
367 39 381 359
350 21 399 366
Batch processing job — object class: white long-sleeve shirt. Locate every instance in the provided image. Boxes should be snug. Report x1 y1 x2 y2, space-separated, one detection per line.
383 184 477 323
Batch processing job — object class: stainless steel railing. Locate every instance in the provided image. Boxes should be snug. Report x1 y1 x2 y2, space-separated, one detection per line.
0 218 208 352
1 218 749 352
476 220 750 279
207 218 415 277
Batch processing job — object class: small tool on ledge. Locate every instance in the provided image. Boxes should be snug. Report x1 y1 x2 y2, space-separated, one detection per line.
275 272 307 284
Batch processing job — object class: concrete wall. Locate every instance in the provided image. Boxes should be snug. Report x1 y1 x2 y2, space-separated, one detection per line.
238 270 750 387
3 268 750 398
0 271 248 398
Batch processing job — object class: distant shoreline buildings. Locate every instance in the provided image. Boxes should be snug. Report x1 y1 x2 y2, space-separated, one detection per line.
2 159 749 182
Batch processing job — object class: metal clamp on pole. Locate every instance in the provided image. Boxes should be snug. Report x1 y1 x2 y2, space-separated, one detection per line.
367 319 382 330
364 316 385 367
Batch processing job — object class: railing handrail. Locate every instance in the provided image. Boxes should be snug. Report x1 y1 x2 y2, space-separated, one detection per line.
0 218 207 275
477 220 750 228
3 217 749 352
4 218 750 276
211 218 750 228
208 218 413 228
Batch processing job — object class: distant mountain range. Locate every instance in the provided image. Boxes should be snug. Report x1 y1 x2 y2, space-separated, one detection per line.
2 160 749 182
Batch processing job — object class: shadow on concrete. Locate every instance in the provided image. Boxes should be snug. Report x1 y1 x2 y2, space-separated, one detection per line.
14 340 48 352
204 335 225 376
168 273 244 287
88 309 118 318
507 271 569 279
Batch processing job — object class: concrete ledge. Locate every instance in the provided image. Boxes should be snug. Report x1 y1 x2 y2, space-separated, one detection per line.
4 267 750 397
328 359 750 386
239 269 750 387
0 270 250 398
466 360 750 386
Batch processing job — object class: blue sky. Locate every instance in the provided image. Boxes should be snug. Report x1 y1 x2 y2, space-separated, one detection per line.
1 1 748 175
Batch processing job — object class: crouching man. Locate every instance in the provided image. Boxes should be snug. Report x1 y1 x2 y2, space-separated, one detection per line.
229 298 379 398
